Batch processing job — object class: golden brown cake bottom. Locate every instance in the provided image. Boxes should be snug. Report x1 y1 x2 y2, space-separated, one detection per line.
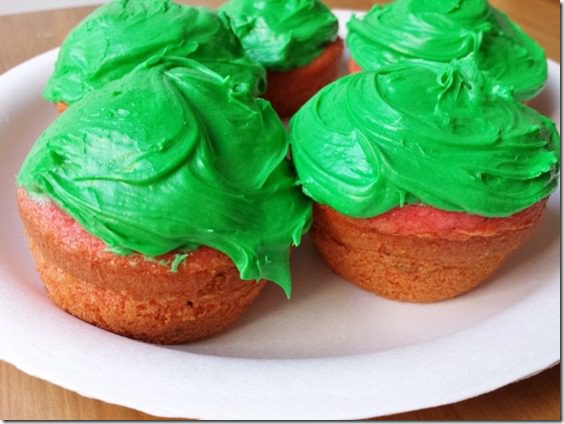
17 188 265 344
347 58 362 74
55 102 67 113
311 202 546 303
264 37 344 118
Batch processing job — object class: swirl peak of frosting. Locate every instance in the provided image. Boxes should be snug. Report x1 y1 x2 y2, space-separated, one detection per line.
20 57 312 296
221 0 339 71
289 57 560 218
346 0 547 100
44 0 266 104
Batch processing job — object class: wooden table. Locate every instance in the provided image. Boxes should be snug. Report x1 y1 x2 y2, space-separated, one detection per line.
0 0 560 420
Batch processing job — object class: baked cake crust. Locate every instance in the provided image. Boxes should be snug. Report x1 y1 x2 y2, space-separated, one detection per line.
17 188 265 344
311 202 546 302
264 37 344 117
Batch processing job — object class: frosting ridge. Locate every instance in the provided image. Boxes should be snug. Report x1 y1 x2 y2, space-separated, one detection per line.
44 0 266 104
346 0 547 100
20 57 312 296
289 57 560 218
221 0 339 71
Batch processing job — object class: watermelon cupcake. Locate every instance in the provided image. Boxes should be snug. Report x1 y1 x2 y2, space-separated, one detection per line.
18 57 311 343
289 57 559 302
346 0 547 101
45 0 266 111
221 0 343 117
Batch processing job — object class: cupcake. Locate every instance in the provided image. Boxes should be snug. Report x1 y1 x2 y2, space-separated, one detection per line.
44 0 266 111
221 0 343 117
346 0 547 101
289 57 559 302
18 57 311 343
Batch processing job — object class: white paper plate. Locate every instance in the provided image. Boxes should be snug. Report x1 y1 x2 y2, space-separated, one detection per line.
0 9 560 420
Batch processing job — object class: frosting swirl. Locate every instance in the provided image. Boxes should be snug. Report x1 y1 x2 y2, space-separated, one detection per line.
289 57 560 218
347 0 547 100
19 57 312 296
44 0 266 104
221 0 339 71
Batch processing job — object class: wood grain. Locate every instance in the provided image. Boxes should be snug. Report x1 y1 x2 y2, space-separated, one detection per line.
0 0 559 75
1 360 559 420
0 0 560 420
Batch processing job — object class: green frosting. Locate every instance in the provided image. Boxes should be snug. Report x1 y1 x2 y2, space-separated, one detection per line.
19 57 312 296
221 0 339 71
289 57 560 218
347 0 547 101
44 0 266 104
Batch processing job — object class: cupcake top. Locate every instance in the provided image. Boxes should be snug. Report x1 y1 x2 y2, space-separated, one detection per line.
289 57 560 218
221 0 339 71
44 0 266 105
347 0 547 100
19 57 312 296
